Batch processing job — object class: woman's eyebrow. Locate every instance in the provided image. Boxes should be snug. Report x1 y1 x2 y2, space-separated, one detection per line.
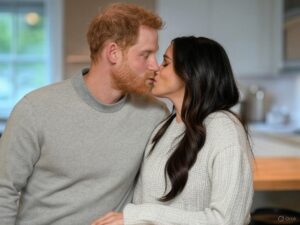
163 54 172 60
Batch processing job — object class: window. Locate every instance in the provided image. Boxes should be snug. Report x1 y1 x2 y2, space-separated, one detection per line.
0 0 63 119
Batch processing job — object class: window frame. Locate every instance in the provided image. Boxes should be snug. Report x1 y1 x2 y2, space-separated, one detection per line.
0 0 63 120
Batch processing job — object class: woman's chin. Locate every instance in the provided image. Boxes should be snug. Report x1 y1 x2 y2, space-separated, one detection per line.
150 90 166 99
151 86 168 98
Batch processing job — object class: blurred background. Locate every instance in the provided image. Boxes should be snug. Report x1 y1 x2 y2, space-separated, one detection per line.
0 0 299 217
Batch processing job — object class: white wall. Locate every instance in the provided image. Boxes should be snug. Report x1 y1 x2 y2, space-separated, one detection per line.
238 74 300 125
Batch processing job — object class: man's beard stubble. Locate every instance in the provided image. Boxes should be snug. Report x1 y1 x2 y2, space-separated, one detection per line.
112 62 154 94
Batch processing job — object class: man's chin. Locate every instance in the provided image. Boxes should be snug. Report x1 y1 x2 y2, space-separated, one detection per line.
132 86 152 95
130 81 155 94
119 85 150 95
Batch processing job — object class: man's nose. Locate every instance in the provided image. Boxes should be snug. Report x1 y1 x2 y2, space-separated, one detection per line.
148 57 159 71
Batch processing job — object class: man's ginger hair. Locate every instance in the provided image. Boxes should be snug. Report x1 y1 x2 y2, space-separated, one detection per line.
87 3 163 63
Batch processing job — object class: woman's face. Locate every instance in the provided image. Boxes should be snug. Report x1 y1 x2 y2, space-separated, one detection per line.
151 44 185 103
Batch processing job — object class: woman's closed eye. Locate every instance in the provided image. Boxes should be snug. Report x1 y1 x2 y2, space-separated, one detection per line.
162 61 169 67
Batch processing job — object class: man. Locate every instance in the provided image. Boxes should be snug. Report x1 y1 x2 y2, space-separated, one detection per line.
0 3 167 225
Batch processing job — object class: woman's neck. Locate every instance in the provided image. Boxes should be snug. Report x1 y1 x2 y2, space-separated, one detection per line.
168 93 184 123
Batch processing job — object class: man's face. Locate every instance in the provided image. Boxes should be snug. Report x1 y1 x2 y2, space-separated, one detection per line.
112 26 159 94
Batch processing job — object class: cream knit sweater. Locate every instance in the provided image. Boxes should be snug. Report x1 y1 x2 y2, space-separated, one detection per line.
124 111 253 225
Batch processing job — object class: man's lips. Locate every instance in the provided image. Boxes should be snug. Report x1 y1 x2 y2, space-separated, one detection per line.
148 77 156 83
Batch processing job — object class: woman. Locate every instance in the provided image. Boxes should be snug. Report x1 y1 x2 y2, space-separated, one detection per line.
92 36 254 225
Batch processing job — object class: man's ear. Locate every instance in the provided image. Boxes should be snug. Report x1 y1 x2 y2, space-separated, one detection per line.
106 42 122 64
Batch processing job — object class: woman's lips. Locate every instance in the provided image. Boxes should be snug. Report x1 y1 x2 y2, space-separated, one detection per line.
147 77 156 84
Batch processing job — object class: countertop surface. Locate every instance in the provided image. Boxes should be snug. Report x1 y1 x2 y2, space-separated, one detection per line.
250 125 300 191
254 157 300 191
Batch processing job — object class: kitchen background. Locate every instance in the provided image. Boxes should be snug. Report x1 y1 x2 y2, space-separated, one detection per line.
0 0 299 213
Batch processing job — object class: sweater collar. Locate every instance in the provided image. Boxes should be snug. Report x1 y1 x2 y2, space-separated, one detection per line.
71 68 127 113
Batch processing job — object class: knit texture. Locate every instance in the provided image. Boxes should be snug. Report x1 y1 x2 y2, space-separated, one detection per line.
0 70 167 225
124 111 253 225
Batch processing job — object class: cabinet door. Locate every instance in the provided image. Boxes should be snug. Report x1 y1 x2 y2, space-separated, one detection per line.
210 0 282 76
156 0 211 61
157 0 282 76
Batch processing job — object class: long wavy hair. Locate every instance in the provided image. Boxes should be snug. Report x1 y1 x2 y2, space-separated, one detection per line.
150 36 247 202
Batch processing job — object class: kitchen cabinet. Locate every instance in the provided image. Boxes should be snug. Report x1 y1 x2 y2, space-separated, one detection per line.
156 0 211 62
209 0 282 76
63 0 284 77
157 0 283 76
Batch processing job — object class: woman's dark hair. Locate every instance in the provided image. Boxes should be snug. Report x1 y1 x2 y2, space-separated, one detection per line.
150 36 247 202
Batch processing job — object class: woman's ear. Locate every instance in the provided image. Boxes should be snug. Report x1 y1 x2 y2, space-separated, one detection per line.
106 42 121 64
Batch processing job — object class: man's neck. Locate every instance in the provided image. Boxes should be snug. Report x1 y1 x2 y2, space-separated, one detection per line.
83 64 125 104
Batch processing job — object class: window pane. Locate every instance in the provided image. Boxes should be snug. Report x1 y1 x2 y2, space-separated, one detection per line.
0 63 13 114
17 6 45 55
0 12 13 54
15 62 48 100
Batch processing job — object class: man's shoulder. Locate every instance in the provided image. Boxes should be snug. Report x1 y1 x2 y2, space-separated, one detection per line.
24 78 72 103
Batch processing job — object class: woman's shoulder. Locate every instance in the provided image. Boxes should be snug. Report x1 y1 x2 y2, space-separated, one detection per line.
204 110 248 148
204 110 242 130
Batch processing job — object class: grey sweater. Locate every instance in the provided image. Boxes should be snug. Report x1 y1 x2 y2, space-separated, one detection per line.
0 70 167 225
124 112 253 225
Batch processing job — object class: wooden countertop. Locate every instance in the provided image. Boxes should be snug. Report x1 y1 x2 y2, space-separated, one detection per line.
254 157 300 191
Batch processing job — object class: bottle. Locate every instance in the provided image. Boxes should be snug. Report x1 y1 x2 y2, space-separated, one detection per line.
246 85 265 123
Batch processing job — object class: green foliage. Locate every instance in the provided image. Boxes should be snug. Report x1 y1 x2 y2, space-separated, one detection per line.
0 10 47 109
0 15 12 53
18 16 45 54
0 13 45 54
